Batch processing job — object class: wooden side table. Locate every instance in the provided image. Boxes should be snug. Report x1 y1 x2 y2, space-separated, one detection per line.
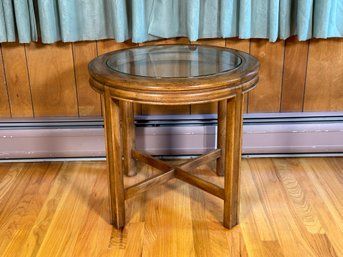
88 45 259 229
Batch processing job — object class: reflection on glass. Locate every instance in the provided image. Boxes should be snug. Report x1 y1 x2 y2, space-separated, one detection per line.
106 45 242 78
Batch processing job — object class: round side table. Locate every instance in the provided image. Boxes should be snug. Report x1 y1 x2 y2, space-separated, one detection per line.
88 44 259 229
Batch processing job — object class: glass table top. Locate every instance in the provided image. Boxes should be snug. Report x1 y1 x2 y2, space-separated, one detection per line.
106 45 242 78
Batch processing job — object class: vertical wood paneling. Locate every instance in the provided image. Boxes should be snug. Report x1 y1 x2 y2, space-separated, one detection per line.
0 38 342 119
140 38 191 115
226 38 250 52
192 39 226 47
248 40 284 113
97 40 136 55
191 39 226 114
26 43 78 117
304 39 343 112
139 37 190 47
0 45 11 117
1 43 33 117
281 37 309 112
72 42 101 116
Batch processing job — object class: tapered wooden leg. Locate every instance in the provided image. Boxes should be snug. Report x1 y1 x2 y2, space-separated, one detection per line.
121 101 137 176
102 90 125 228
223 90 244 229
216 100 227 176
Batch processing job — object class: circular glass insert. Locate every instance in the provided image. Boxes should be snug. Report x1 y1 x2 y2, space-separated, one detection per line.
106 45 242 78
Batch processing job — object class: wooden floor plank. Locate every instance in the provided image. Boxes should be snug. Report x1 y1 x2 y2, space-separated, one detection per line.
35 163 101 257
298 158 343 256
0 163 61 257
0 158 342 257
240 159 281 257
71 162 111 257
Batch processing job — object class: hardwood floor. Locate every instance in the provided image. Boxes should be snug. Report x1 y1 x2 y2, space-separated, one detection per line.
0 158 342 257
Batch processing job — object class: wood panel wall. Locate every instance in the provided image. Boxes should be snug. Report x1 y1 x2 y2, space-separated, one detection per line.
0 37 342 118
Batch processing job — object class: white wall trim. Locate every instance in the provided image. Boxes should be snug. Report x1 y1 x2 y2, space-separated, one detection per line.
0 112 342 160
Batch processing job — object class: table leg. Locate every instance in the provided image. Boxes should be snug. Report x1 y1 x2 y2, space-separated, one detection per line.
102 90 125 228
216 100 227 176
121 101 137 176
223 90 244 229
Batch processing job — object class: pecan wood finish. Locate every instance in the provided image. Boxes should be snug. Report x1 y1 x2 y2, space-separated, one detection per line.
88 44 259 229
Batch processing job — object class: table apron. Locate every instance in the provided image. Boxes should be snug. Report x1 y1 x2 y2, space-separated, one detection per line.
89 76 258 105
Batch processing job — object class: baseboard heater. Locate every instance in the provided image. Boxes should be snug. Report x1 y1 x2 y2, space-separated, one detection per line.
0 112 342 160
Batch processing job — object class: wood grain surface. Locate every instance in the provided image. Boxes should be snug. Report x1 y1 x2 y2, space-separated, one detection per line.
121 101 137 177
0 37 342 118
88 45 259 105
226 38 250 52
97 40 141 115
281 37 309 112
191 39 226 114
216 100 227 176
1 43 33 117
223 92 244 228
26 42 78 117
0 45 11 117
72 42 101 116
0 157 342 256
102 90 125 228
304 39 343 111
249 40 284 113
97 40 136 56
226 38 251 113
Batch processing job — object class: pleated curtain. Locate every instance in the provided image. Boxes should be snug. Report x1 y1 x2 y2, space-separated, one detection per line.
0 0 37 43
1 0 342 44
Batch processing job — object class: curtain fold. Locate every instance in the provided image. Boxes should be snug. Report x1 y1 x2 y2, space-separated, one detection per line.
0 0 37 43
130 0 157 43
37 0 130 43
313 0 343 38
0 0 342 44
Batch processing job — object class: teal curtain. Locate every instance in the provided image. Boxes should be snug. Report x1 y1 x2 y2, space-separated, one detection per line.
0 0 37 43
37 0 129 43
1 0 343 44
148 0 343 41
